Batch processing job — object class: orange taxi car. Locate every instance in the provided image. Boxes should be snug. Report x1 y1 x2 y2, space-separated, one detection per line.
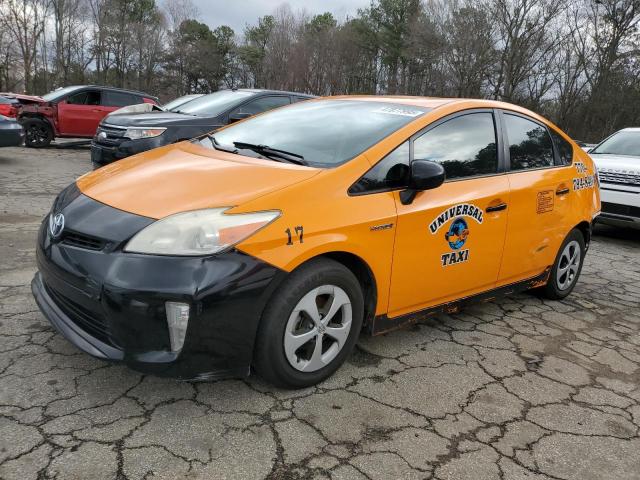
32 96 600 387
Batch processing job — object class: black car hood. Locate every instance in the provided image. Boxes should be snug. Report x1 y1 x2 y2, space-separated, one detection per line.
102 111 223 128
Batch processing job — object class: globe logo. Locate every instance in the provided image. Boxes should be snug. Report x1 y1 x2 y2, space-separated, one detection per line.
444 217 469 250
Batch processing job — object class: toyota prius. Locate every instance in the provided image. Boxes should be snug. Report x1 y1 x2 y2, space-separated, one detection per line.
32 96 600 388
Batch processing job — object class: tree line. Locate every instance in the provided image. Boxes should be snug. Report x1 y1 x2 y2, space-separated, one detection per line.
0 0 638 142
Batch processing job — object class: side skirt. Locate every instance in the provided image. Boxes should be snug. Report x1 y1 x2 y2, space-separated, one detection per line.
369 267 551 336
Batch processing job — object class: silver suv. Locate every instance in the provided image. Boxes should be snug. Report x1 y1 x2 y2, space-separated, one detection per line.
589 128 640 229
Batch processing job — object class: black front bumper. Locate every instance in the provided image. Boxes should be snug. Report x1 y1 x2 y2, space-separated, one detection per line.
91 135 168 166
33 188 286 379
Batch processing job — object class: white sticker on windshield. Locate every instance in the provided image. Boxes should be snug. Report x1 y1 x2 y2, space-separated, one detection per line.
372 106 423 117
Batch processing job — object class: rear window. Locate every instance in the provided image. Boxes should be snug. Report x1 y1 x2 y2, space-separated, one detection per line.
207 100 429 168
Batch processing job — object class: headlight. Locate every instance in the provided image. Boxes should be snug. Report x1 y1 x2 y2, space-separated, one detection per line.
124 127 166 140
124 208 280 256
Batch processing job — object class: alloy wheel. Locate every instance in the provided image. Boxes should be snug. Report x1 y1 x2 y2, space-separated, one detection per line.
556 240 581 291
27 125 48 146
284 284 353 372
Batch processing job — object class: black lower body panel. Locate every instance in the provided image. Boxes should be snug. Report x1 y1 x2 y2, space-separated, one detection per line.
370 267 552 335
33 195 287 380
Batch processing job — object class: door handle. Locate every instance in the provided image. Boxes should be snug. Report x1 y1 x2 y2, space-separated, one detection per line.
556 188 570 196
486 203 507 213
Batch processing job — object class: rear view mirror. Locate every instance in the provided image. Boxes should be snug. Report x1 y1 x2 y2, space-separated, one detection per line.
228 112 251 123
400 159 445 205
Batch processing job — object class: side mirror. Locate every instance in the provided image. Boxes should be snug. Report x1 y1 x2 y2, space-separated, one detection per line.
399 159 445 205
228 112 250 123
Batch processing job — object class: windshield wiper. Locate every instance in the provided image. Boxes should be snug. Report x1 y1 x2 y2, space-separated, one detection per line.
207 135 237 153
233 141 307 165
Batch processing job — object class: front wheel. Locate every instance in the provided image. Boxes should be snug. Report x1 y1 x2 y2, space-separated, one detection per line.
539 229 586 300
23 118 53 148
253 258 364 388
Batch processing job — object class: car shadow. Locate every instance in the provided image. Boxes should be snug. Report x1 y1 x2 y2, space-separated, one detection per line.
593 222 640 244
49 139 91 149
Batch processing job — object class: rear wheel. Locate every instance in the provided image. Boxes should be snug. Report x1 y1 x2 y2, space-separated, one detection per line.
539 229 585 300
23 118 53 148
253 258 364 388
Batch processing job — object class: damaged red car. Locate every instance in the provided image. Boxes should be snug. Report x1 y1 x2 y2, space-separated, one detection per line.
17 85 158 148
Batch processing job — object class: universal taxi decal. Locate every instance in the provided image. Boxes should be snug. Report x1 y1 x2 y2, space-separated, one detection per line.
573 161 595 191
429 203 484 233
430 203 483 267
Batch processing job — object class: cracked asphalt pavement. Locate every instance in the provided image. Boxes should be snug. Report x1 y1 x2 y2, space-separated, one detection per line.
1 144 640 480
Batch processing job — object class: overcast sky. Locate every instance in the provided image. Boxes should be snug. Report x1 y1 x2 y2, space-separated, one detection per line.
192 0 370 34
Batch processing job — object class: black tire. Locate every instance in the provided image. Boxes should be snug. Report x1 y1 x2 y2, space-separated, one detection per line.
23 118 53 148
253 258 364 388
539 229 586 300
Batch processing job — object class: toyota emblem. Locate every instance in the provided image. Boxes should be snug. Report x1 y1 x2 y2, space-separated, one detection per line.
98 131 107 140
49 213 65 238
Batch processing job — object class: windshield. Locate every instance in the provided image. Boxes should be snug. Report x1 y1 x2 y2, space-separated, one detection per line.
591 130 640 157
177 90 253 116
205 100 429 167
42 86 82 102
163 95 201 112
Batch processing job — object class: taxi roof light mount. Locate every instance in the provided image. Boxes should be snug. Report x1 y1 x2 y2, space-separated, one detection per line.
400 159 446 205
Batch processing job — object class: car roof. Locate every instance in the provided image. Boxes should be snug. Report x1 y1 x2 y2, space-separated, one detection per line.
619 127 640 132
323 95 560 129
235 88 316 98
64 85 158 100
328 95 539 112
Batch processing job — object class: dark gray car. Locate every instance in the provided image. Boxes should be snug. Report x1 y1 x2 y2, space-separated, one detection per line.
91 89 314 167
0 115 24 147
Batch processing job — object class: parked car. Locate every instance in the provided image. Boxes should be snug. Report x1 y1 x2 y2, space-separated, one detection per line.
90 89 314 167
574 140 597 152
19 85 159 148
32 96 599 387
0 93 43 118
0 115 24 146
0 96 20 118
589 127 640 229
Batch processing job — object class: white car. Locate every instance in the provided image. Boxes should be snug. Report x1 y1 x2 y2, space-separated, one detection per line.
589 128 640 229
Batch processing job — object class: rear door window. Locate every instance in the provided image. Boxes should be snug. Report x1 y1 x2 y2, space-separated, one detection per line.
504 114 554 170
232 96 291 116
102 91 138 107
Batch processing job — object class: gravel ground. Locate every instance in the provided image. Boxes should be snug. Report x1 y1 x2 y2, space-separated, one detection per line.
1 144 639 480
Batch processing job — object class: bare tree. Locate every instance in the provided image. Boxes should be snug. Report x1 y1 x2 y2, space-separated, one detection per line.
0 0 50 92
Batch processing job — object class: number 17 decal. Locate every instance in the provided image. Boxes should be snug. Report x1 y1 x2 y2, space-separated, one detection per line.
285 226 304 245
